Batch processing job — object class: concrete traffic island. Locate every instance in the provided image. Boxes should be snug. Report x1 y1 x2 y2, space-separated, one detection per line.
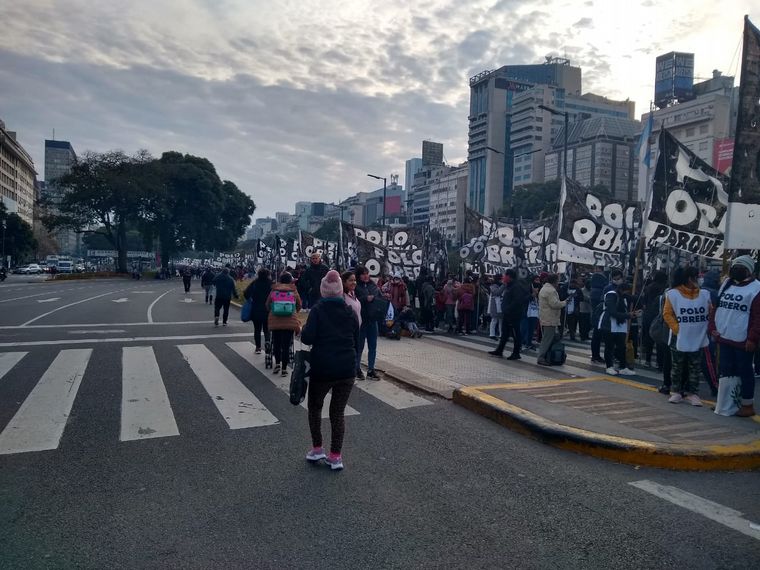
454 376 760 471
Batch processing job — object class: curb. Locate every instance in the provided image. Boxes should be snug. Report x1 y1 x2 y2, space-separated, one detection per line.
372 365 452 399
453 386 760 472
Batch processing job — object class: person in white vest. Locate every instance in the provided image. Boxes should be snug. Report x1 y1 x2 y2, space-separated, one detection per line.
662 266 711 406
709 255 760 418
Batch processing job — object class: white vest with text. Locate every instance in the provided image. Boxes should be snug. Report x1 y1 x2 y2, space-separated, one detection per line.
666 289 710 352
715 279 760 343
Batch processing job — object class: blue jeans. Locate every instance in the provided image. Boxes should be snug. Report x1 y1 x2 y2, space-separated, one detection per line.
358 320 378 372
719 343 756 402
522 316 538 346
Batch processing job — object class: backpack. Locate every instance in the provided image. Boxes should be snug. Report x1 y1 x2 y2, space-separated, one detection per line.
648 293 671 346
271 290 296 316
549 339 567 365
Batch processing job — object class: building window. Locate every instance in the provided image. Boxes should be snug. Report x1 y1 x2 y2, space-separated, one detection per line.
686 127 695 137
699 141 708 151
699 125 709 134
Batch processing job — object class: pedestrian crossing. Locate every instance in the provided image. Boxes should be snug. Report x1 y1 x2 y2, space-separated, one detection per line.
0 343 434 456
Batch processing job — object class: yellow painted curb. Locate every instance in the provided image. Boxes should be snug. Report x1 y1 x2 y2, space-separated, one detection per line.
454 384 760 471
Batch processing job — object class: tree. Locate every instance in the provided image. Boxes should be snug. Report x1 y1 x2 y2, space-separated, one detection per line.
42 150 154 272
1 202 37 265
313 218 340 242
501 180 612 221
140 152 255 268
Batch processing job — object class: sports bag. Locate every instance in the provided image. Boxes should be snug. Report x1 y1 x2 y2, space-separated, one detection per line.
271 290 296 316
648 294 670 346
240 298 253 322
548 338 567 365
289 349 310 405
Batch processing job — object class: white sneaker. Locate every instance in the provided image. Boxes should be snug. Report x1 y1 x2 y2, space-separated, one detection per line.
668 392 684 404
306 447 326 462
618 368 635 376
605 367 618 376
684 394 703 407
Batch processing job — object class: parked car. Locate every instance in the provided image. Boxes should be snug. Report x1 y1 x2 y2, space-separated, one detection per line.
57 261 73 273
12 265 29 274
24 264 43 274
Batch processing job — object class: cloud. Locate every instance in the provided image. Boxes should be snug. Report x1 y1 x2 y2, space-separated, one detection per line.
573 17 594 29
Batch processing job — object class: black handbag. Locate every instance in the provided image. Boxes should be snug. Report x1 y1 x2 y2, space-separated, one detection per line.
289 348 310 405
648 294 670 346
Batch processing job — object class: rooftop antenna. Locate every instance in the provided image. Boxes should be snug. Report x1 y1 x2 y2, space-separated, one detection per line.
52 128 55 140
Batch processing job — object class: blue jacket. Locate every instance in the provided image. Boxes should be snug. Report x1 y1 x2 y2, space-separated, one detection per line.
212 273 237 301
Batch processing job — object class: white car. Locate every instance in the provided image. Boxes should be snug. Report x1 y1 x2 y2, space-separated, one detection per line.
24 264 43 274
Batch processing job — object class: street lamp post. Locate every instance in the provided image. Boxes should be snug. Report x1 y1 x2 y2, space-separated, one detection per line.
367 173 387 226
538 104 569 179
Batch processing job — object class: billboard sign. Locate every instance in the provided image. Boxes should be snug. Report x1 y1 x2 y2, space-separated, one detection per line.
713 138 734 175
655 52 694 108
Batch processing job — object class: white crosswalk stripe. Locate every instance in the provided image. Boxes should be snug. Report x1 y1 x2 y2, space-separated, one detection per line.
121 346 180 441
0 342 435 455
0 351 26 381
226 341 360 418
0 349 92 455
177 344 279 429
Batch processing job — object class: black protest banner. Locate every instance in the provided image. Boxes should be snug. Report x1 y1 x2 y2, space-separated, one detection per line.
725 17 760 248
557 179 639 266
645 129 728 259
355 237 423 278
300 232 338 265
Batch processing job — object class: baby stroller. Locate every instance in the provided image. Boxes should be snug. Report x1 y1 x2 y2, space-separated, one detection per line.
383 304 402 340
264 334 295 367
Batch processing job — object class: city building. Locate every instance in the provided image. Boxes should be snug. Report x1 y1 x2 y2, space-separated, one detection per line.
0 119 37 227
426 162 468 243
44 139 79 255
405 158 422 196
245 225 264 241
362 180 404 226
545 116 641 201
275 212 290 226
639 68 738 200
467 57 582 215
422 141 444 166
254 216 277 238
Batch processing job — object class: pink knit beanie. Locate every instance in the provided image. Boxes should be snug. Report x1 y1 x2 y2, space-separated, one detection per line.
320 270 343 298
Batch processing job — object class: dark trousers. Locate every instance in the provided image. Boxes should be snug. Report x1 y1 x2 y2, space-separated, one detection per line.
566 313 578 340
719 343 756 402
496 319 521 356
252 315 269 350
183 276 191 292
457 309 473 333
308 378 355 454
271 329 293 367
578 313 591 341
603 331 626 369
591 326 603 359
214 297 231 323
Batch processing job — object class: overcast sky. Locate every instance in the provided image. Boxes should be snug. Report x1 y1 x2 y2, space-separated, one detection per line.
1 1 757 220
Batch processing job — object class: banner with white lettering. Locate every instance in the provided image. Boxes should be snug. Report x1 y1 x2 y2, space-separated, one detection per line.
355 237 423 279
645 128 728 259
557 178 639 267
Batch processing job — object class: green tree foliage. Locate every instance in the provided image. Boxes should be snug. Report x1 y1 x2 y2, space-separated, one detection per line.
82 226 148 251
42 150 153 272
313 218 340 242
0 202 37 265
500 180 610 221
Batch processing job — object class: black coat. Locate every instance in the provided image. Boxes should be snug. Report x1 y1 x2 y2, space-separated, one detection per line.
501 279 529 323
244 278 272 318
303 263 329 304
356 279 382 323
301 297 359 381
212 273 237 301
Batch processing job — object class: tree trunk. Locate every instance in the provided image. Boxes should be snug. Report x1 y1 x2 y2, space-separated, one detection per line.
116 220 128 273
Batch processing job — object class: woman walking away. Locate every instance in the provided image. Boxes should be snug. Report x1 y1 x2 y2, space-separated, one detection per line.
301 270 360 470
265 271 301 376
662 266 710 406
355 266 381 380
244 268 272 354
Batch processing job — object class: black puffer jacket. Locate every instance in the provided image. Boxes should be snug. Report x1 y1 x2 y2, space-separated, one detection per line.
301 297 359 382
244 277 272 319
303 262 329 304
356 279 382 323
501 279 529 322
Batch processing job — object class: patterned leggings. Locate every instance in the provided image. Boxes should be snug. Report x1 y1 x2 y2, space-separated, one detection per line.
670 349 702 395
308 378 354 454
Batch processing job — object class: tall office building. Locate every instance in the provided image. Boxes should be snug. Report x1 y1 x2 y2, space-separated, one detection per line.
467 57 581 214
421 141 444 166
44 139 78 255
0 119 37 227
404 158 422 196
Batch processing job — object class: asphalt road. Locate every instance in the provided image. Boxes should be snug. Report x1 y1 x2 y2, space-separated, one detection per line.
0 277 758 569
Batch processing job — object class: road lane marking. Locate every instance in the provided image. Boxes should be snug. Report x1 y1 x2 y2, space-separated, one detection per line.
20 289 130 327
147 290 173 323
629 480 760 541
178 344 279 429
0 321 233 329
226 341 359 418
112 298 129 303
0 352 27 380
0 332 254 347
0 292 67 304
68 329 127 334
121 346 179 441
36 298 61 303
0 349 92 455
354 374 433 410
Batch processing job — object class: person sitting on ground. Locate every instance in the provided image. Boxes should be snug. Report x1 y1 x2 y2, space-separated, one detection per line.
397 305 421 338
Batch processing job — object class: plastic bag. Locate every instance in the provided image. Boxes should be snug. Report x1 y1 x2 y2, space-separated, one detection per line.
714 376 741 416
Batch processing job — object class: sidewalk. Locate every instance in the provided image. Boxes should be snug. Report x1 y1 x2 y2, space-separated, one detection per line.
366 333 760 471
